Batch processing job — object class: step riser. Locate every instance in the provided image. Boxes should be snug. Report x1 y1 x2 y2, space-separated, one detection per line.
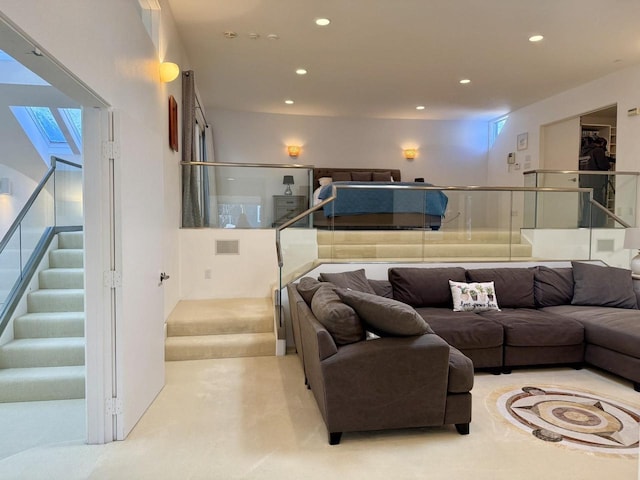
39 270 84 289
167 317 272 337
58 232 84 249
14 317 84 339
49 250 84 268
0 375 84 402
165 337 275 361
27 290 84 313
319 245 533 259
317 231 524 244
0 344 85 368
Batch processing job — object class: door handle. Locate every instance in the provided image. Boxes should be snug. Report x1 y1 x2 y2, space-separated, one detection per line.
160 272 171 283
569 177 577 183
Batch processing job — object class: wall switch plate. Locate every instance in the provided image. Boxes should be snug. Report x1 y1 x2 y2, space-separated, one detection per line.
507 152 516 164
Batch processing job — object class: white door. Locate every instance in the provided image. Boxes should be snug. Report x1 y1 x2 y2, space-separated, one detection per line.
111 111 165 439
539 117 581 227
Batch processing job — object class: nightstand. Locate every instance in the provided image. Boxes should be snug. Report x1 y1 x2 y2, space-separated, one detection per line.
273 195 308 227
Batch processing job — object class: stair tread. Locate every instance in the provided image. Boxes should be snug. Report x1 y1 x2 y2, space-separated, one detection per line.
167 298 273 336
1 337 85 349
18 311 85 320
29 288 84 295
0 365 85 379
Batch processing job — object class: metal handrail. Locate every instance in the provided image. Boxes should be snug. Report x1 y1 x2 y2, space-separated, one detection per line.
590 198 631 228
52 156 83 169
524 169 639 176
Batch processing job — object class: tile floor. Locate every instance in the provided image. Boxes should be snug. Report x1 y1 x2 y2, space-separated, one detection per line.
0 356 638 480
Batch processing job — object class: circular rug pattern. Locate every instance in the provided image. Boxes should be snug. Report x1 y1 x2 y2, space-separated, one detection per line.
496 386 640 455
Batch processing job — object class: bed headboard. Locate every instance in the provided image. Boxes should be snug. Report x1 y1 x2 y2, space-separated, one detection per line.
313 167 402 189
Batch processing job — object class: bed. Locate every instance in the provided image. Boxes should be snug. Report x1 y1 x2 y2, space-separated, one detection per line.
312 168 446 230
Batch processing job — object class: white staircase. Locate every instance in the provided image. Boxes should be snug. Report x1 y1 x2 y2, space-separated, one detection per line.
0 231 85 402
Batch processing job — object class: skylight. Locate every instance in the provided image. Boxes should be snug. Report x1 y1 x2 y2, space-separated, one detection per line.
0 49 49 86
27 107 66 144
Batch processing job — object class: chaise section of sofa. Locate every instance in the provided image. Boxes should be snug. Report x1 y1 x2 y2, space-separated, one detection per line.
289 280 474 444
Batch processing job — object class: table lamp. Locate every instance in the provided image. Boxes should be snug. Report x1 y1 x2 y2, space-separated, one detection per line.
283 175 294 196
623 227 640 275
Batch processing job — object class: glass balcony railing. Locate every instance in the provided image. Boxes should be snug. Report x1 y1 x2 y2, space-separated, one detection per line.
0 156 82 330
180 161 313 229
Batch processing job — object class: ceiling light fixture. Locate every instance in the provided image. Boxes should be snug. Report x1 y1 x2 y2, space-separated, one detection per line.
296 68 308 75
459 79 471 84
285 99 294 105
416 105 425 110
529 35 544 42
315 18 331 26
267 34 279 40
223 31 238 39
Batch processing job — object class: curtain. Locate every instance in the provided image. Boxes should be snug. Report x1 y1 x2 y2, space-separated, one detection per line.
181 70 203 227
203 124 216 227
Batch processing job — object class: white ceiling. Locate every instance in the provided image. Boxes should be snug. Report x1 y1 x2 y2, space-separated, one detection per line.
167 0 640 121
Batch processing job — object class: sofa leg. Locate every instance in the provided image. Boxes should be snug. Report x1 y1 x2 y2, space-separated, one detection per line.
455 423 470 435
634 382 640 392
329 432 343 445
487 367 501 376
305 376 310 389
502 367 512 374
572 363 584 370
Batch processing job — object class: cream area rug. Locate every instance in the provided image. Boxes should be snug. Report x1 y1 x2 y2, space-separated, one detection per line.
494 385 640 456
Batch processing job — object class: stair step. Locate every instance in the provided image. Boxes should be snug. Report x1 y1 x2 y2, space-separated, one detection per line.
165 332 275 361
27 289 84 313
319 243 533 259
167 298 273 336
0 337 85 368
317 229 524 245
39 268 84 289
14 312 84 339
0 366 85 402
58 231 84 249
49 249 83 268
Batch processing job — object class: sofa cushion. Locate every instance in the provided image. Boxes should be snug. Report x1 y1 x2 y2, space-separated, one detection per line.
372 171 393 181
332 171 351 181
466 268 536 308
449 280 500 312
542 305 640 359
389 267 467 307
310 284 365 345
478 308 584 347
533 266 574 307
319 269 376 295
296 277 325 305
335 289 434 337
571 262 637 309
414 307 503 350
368 279 394 298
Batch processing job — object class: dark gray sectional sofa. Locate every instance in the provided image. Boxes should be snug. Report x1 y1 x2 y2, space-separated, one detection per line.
287 261 640 444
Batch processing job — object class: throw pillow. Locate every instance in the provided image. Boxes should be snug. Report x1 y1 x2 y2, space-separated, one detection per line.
351 171 373 181
368 279 394 298
310 284 365 345
318 176 333 186
466 268 535 308
335 288 434 337
296 277 325 305
389 267 467 307
571 261 638 309
372 171 393 182
533 266 574 307
318 269 376 295
332 172 351 181
449 280 501 312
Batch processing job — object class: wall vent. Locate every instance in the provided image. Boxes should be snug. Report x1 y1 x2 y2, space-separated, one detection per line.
216 239 239 255
596 239 615 252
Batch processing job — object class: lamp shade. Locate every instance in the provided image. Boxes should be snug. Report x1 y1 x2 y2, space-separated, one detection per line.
287 145 301 158
159 62 180 82
623 228 640 249
403 148 417 160
283 175 294 185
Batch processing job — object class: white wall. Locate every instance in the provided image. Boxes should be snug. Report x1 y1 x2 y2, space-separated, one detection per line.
489 64 640 187
209 109 490 186
0 164 38 238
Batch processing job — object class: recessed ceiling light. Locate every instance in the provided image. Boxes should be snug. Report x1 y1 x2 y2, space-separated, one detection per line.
315 18 331 26
285 99 294 105
529 34 544 42
266 34 279 40
223 31 238 39
416 105 425 110
296 68 308 75
459 79 471 84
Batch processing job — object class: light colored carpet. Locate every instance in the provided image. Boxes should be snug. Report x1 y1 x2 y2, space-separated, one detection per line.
0 357 637 480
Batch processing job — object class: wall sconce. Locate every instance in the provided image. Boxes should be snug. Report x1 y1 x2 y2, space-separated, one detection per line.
287 145 301 158
159 62 180 83
283 175 294 195
0 177 11 196
403 148 417 160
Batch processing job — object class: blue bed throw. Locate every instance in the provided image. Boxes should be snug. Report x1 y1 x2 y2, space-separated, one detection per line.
318 181 448 217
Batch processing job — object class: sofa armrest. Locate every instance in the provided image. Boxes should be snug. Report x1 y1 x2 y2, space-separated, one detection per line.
320 334 452 433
